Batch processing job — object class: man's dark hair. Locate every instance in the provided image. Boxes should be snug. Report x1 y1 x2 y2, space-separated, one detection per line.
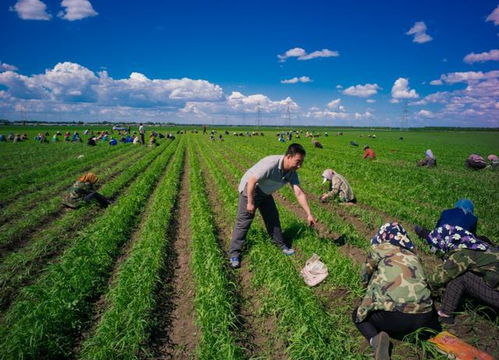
285 143 306 157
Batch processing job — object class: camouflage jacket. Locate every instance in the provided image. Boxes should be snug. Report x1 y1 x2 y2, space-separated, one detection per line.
355 243 433 322
322 174 355 202
62 181 94 208
427 248 499 290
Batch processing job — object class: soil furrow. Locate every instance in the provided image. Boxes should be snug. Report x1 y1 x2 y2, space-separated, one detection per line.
149 150 198 359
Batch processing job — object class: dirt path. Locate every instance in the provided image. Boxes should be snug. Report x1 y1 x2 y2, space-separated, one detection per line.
150 151 199 359
198 155 287 359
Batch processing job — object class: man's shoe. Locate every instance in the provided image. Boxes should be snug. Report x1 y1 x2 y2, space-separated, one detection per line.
371 331 390 360
282 247 295 256
229 257 240 268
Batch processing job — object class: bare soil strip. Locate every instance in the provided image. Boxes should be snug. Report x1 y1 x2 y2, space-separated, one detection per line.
198 154 287 359
149 151 199 359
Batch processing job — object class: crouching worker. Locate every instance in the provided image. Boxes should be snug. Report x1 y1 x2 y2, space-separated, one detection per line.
425 225 498 324
320 169 355 204
62 172 111 209
353 223 440 360
417 149 437 167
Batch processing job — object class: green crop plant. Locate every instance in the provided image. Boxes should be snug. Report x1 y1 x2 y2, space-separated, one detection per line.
79 141 185 359
196 140 367 359
0 140 174 312
0 141 178 359
188 140 244 359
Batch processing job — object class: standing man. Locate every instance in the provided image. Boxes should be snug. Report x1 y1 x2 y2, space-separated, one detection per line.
138 123 145 145
229 143 317 268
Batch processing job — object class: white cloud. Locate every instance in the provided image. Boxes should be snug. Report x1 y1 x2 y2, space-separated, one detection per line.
277 47 339 62
406 21 432 43
366 99 376 103
327 98 341 109
281 76 312 84
486 5 499 25
226 91 298 113
391 78 419 99
342 83 380 97
10 0 51 20
417 109 433 117
58 0 97 21
336 84 343 89
0 62 223 106
464 49 499 63
433 70 499 85
0 62 18 71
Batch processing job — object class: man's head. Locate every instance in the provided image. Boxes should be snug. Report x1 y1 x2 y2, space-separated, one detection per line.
283 143 306 171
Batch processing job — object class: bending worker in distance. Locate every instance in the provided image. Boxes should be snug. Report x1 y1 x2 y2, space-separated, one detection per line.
320 169 356 204
62 172 111 209
228 143 317 268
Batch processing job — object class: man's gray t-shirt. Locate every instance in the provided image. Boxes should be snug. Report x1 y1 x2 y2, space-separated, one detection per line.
238 155 300 195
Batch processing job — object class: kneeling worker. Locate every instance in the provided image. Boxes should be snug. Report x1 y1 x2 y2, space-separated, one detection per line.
320 169 356 204
62 172 111 209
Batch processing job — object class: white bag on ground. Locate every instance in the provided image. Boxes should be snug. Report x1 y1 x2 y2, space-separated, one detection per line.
300 253 328 286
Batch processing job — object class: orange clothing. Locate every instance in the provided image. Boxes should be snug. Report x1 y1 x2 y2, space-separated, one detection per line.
363 148 376 159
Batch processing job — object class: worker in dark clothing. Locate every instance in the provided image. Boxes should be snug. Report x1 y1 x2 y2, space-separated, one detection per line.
415 199 477 240
62 173 111 209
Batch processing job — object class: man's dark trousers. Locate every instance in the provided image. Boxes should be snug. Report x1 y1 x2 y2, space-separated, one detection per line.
229 187 286 258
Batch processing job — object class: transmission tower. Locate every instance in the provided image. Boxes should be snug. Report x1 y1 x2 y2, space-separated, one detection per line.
285 105 291 128
400 101 409 131
256 102 261 129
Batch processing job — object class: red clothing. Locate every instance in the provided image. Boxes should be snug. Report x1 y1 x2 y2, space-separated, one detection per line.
363 148 376 159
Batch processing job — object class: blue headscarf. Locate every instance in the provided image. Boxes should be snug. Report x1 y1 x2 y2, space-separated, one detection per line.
371 222 414 251
454 199 474 215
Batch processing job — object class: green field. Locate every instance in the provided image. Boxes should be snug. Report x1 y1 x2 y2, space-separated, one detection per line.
0 126 498 359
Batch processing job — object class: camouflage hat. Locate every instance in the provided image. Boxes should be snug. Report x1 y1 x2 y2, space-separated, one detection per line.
427 224 489 253
371 222 414 250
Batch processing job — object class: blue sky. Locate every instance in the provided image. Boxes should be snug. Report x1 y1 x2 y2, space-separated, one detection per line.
1 0 498 127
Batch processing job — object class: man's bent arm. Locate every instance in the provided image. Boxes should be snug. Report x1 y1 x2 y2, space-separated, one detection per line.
293 184 316 225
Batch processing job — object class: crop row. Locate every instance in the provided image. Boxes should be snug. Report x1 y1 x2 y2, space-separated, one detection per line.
79 139 185 359
0 140 178 359
0 144 143 227
0 142 125 205
0 145 153 252
188 140 243 359
196 139 366 359
0 140 176 312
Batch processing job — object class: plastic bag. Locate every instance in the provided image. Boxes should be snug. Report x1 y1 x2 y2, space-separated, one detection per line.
300 253 328 286
428 331 493 360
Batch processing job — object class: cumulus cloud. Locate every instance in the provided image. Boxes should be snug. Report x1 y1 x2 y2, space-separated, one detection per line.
391 78 419 99
10 0 51 20
0 62 18 71
486 5 499 25
342 83 380 97
366 99 376 103
327 98 341 109
0 62 223 107
406 21 432 43
464 49 499 63
417 109 433 117
226 92 298 113
58 0 97 21
306 109 373 121
277 47 339 62
431 70 499 85
281 76 312 84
